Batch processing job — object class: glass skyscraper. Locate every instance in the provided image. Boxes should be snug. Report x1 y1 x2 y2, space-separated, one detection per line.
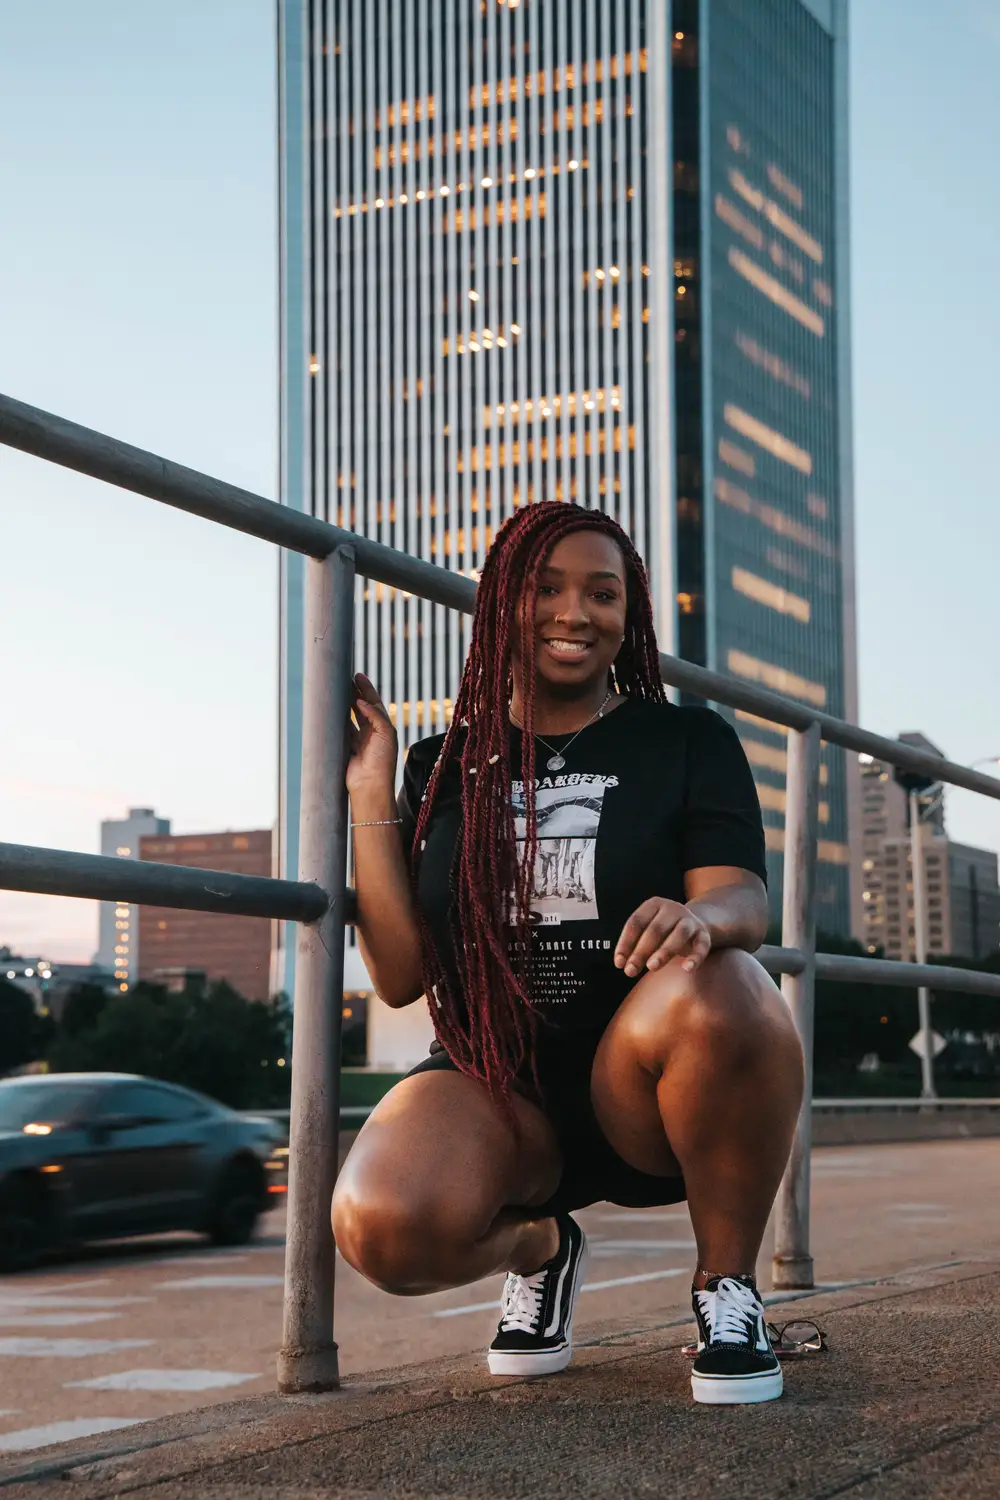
277 0 856 992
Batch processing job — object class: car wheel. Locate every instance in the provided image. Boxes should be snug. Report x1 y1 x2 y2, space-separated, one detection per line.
206 1158 263 1247
0 1177 49 1273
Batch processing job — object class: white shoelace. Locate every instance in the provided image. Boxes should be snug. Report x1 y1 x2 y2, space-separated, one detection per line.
704 1277 763 1345
498 1270 547 1333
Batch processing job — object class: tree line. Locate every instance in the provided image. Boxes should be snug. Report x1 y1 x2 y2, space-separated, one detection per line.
0 977 293 1110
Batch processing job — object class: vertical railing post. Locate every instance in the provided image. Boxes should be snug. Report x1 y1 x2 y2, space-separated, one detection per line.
909 789 937 1100
772 720 821 1291
277 545 355 1394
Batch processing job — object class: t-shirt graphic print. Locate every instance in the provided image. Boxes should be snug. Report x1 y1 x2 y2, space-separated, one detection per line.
511 773 619 925
399 699 767 1034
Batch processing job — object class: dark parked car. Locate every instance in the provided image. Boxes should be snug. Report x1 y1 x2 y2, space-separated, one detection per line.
0 1073 287 1271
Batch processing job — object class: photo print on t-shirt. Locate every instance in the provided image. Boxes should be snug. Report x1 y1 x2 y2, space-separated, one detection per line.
510 773 619 924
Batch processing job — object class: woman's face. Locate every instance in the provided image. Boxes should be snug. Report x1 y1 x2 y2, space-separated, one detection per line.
516 529 628 696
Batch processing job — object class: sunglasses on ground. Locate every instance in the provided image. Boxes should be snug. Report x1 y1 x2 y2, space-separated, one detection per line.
682 1320 828 1359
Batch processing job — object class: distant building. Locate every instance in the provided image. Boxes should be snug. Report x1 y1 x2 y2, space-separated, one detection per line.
859 735 1000 960
0 952 115 1020
948 843 1000 962
276 0 859 1017
137 831 273 1001
94 807 171 993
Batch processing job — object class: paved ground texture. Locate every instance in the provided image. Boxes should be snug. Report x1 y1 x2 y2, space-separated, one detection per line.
1 1259 999 1499
1 1136 998 1453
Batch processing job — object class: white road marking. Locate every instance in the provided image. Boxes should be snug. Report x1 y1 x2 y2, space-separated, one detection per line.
590 1239 696 1250
156 1275 284 1290
888 1203 948 1212
433 1267 686 1317
0 1313 121 1328
0 1337 153 1358
0 1295 152 1310
147 1254 248 1267
0 1412 19 1418
584 1268 687 1292
587 1211 689 1223
5 1279 111 1294
0 1418 147 1453
66 1368 262 1393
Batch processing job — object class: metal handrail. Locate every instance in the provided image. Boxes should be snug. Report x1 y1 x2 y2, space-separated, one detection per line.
2 389 999 1384
2 392 998 801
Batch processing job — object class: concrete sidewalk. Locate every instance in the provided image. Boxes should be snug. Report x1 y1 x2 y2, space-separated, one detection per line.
2 1258 998 1499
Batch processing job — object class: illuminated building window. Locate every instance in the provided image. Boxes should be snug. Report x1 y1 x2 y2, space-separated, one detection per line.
742 739 787 775
723 404 812 475
483 387 621 428
735 710 789 739
762 546 807 583
735 331 811 399
731 567 810 623
715 194 764 250
764 828 850 865
444 193 547 235
718 438 755 477
728 169 823 263
374 49 647 122
728 249 824 337
116 846 131 856
766 162 803 210
714 477 835 558
813 278 833 307
727 649 827 707
768 239 805 283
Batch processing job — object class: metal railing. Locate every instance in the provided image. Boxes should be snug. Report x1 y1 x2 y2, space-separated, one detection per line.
3 389 1000 1389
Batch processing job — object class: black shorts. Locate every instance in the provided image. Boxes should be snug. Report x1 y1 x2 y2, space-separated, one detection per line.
405 1027 686 1217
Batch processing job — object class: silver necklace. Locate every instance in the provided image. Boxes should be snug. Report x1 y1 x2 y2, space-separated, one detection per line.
510 691 614 772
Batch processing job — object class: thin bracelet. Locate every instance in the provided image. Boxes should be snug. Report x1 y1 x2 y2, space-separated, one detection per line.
350 817 403 828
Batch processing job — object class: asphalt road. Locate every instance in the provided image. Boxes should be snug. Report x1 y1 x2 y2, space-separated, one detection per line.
0 1137 997 1455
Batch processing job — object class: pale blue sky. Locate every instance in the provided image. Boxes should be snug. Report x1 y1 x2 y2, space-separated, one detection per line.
1 0 998 959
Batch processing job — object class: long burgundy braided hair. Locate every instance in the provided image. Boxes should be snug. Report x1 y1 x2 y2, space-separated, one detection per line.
410 501 666 1109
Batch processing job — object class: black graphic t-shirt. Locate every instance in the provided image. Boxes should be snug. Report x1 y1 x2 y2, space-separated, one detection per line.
397 699 766 1040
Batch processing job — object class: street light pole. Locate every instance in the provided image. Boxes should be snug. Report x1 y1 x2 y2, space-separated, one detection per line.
908 788 937 1100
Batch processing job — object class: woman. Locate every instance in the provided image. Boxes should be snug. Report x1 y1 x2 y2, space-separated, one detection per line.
334 501 804 1405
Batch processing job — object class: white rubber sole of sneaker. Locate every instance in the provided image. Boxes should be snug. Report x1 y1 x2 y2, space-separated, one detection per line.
488 1340 572 1376
691 1366 784 1405
487 1233 589 1377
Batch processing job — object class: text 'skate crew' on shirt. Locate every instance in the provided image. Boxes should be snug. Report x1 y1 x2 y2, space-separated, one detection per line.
398 700 767 1037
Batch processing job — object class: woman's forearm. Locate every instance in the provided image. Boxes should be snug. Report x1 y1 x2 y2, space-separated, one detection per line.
351 784 425 1007
685 883 768 953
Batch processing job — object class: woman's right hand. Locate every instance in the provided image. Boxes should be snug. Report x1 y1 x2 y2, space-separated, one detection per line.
347 673 398 798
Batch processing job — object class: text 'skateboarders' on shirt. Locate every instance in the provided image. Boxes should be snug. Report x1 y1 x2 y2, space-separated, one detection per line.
397 699 766 1036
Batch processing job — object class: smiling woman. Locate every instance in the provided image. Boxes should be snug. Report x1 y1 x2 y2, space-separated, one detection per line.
334 501 803 1408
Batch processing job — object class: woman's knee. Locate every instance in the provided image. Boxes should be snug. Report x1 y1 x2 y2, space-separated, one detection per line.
612 948 796 1067
332 1175 478 1295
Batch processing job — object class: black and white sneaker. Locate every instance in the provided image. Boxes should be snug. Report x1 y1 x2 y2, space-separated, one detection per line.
487 1215 588 1376
690 1274 783 1404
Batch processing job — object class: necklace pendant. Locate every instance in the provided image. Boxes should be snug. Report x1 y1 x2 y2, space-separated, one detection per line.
546 753 566 772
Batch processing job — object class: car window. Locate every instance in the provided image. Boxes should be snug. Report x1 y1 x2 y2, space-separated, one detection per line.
108 1083 207 1123
0 1082 104 1130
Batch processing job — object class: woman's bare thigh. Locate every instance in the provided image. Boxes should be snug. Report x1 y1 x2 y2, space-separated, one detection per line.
335 1069 563 1236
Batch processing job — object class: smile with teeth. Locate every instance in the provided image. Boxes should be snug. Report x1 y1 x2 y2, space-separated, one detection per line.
544 638 593 655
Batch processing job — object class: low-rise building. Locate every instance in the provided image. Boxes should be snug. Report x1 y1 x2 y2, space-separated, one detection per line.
137 830 273 1001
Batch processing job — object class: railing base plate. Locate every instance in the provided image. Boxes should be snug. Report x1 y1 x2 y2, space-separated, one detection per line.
276 1345 341 1394
772 1254 815 1291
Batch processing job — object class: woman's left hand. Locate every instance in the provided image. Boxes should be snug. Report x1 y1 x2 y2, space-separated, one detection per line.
614 897 713 978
